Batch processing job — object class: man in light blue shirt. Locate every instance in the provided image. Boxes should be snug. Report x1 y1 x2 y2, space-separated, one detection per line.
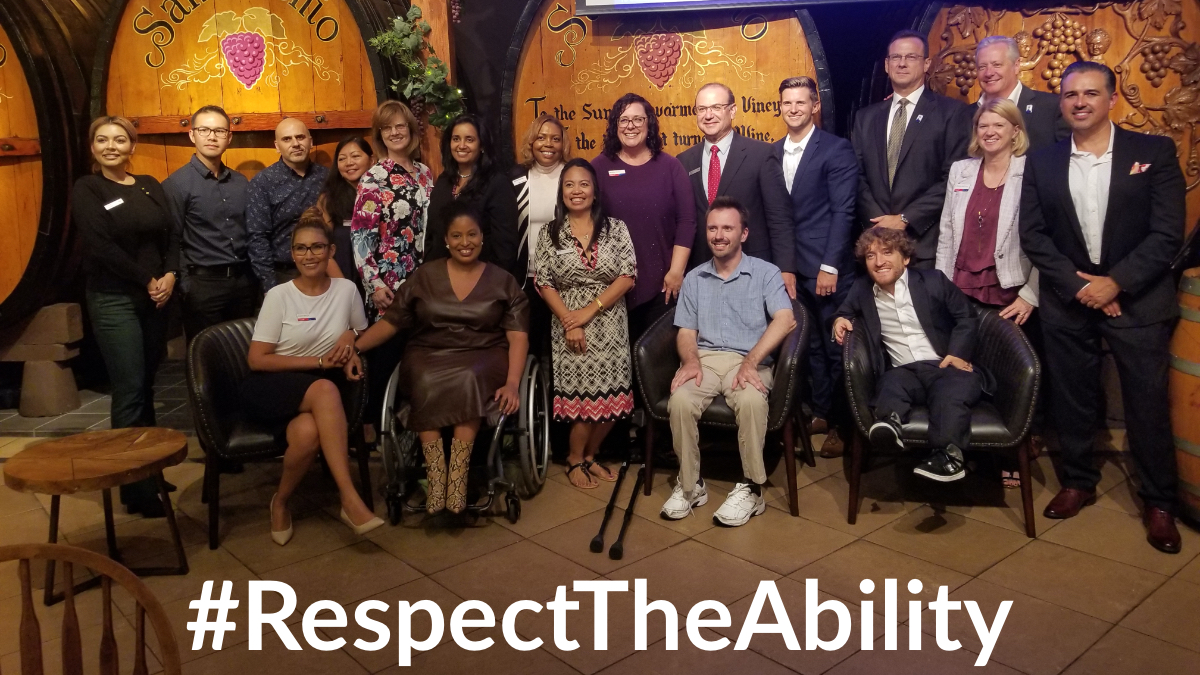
663 196 796 527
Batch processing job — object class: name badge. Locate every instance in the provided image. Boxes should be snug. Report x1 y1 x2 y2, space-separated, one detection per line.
297 314 317 322
555 248 575 256
512 175 528 186
608 169 626 177
104 198 124 210
688 167 701 175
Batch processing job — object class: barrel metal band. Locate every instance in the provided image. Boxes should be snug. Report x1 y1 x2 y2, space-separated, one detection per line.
1181 274 1200 296
1173 354 1200 377
1180 304 1200 323
1176 436 1200 457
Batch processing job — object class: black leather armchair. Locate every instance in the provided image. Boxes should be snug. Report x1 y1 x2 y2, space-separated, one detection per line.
843 310 1041 536
187 318 372 549
633 300 815 515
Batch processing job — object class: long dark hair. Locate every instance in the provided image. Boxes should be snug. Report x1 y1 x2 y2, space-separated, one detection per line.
549 158 609 252
601 93 662 160
322 136 374 225
439 113 497 200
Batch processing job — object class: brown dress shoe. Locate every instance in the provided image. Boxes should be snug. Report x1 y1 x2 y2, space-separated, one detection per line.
1043 488 1096 519
809 417 829 435
819 428 844 458
1143 507 1181 554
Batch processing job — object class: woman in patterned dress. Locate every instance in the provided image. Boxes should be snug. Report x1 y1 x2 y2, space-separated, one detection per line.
535 159 637 489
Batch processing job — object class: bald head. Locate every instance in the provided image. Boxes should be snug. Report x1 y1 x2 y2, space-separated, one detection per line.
274 117 313 171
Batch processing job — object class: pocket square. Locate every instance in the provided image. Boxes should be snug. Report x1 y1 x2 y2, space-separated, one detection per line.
1130 162 1151 174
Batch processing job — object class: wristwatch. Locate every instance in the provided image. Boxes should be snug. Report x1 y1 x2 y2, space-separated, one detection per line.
899 214 909 225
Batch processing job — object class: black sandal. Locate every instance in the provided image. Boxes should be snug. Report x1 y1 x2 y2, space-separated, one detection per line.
583 459 617 482
566 462 598 489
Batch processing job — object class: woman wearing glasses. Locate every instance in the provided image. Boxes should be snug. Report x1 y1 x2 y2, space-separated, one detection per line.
242 209 383 545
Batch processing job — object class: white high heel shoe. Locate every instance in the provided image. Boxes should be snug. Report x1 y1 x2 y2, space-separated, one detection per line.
340 508 385 536
270 494 293 546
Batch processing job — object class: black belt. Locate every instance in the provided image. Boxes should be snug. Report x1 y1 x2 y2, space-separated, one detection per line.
187 263 251 278
274 261 297 271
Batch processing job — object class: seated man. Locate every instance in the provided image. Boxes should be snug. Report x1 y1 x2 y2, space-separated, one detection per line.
663 196 796 526
832 226 984 482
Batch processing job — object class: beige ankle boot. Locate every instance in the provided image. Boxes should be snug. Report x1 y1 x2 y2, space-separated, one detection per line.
422 439 447 514
446 438 472 513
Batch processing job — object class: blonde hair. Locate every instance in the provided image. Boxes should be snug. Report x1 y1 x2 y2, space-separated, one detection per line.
519 114 570 168
87 116 138 173
968 98 1029 158
370 100 421 159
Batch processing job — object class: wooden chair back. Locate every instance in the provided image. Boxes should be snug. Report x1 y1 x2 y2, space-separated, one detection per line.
0 543 181 675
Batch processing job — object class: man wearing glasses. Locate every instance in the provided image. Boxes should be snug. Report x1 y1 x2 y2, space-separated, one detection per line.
678 83 794 297
852 30 971 269
163 105 257 344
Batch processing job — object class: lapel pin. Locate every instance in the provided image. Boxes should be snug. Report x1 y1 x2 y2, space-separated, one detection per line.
916 114 923 122
1026 104 1033 113
1130 162 1151 174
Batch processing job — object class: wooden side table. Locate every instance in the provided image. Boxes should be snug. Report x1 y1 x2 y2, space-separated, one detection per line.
3 428 190 604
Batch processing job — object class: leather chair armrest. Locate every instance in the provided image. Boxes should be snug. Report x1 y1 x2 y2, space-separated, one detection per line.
973 311 1040 443
341 357 369 433
766 300 810 431
187 318 257 458
634 307 681 422
842 319 877 436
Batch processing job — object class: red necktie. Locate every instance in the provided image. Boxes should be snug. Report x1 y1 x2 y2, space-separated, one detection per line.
707 145 721 205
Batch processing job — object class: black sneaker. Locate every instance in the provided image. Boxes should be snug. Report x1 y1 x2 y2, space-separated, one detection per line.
913 448 967 482
868 412 905 451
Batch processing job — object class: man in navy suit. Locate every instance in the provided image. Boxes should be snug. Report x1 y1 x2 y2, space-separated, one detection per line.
773 76 858 457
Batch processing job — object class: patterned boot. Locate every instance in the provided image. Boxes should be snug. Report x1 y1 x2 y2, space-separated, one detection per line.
422 439 447 514
446 438 472 514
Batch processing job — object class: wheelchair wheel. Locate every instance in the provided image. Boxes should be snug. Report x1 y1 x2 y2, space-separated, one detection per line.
386 488 404 526
505 493 521 523
516 355 551 498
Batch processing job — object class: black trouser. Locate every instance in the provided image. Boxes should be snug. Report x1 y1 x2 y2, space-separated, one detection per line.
1043 318 1177 512
524 281 553 364
872 361 983 450
797 272 853 423
181 269 259 343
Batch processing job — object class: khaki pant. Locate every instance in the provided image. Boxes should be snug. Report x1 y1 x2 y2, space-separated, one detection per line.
668 349 773 493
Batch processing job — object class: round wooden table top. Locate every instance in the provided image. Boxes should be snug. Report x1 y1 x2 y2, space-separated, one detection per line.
3 428 189 495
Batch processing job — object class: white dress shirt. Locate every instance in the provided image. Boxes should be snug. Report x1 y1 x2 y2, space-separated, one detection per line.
781 124 813 194
1068 122 1115 265
886 85 925 145
872 269 941 366
700 130 735 196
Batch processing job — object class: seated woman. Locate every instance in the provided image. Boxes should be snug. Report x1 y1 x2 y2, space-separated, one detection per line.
534 158 637 489
355 202 530 514
242 212 383 545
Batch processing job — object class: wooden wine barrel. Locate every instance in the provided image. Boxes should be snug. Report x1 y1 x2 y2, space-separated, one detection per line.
93 0 403 181
918 0 1200 236
1171 268 1200 523
501 0 832 163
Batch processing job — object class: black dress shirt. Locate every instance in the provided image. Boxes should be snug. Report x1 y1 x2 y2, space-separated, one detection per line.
245 159 329 289
162 154 250 267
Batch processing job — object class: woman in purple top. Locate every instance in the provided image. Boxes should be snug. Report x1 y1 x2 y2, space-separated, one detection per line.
592 93 696 339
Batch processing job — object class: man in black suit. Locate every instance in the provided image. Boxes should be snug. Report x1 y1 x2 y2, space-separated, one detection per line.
833 227 983 482
1020 61 1185 553
975 35 1070 152
679 82 795 296
852 30 971 269
772 76 858 457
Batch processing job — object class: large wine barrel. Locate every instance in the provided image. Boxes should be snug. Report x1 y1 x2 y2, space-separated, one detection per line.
1171 268 1200 523
501 0 832 163
918 0 1200 236
93 0 403 180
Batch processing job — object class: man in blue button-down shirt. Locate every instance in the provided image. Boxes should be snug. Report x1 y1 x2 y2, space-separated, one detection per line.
662 196 796 527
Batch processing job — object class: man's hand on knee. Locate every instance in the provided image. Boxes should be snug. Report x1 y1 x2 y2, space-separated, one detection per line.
732 358 768 394
671 359 703 393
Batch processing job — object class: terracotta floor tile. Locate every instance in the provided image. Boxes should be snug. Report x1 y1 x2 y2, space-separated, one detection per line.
864 506 1032 576
180 631 369 675
1117 577 1200 654
30 491 140 539
1062 626 1200 675
378 625 579 675
0 437 49 459
110 543 257 616
790 472 916 537
1093 480 1143 517
530 509 687 576
64 512 209 568
494 478 604 538
0 581 112 656
432 539 595 609
369 518 523 575
217 511 361 575
265 540 421 610
979 540 1166 623
917 578 1111 675
0 484 41 518
694 506 855 576
593 626 797 675
940 455 1064 536
1041 505 1200 576
606 540 778 613
1176 551 1200 585
613 474 722 538
825 633 1024 674
0 508 53 546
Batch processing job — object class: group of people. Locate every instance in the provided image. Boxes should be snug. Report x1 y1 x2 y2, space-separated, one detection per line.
71 29 1186 553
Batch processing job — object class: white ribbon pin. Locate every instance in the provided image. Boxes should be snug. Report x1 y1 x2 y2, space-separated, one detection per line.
1026 104 1033 113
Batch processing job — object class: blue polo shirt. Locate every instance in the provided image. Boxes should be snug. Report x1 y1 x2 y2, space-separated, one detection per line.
674 253 791 356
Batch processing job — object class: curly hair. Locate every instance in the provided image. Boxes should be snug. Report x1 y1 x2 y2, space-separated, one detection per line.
519 114 571 168
854 226 915 261
601 93 663 160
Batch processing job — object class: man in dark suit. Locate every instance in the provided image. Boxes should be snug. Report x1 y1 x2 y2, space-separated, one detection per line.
772 76 858 457
679 82 795 296
1020 61 1185 553
833 227 983 482
975 35 1070 152
852 30 971 269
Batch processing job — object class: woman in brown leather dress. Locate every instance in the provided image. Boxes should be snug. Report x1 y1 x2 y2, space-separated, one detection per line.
355 202 530 513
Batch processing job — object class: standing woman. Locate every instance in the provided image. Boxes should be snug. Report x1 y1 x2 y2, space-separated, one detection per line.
426 114 520 274
317 136 375 297
591 93 694 340
535 159 637 488
72 116 179 517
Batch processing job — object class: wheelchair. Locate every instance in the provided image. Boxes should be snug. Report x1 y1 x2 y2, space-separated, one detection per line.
378 354 552 524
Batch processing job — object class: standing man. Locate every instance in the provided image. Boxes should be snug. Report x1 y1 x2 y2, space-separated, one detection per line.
975 35 1069 151
246 118 329 291
678 83 795 296
1020 62 1184 553
853 30 971 268
163 105 256 343
773 76 858 457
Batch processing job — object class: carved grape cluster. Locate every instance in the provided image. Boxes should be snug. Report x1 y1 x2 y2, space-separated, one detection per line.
951 52 977 96
1140 43 1174 88
1033 16 1085 92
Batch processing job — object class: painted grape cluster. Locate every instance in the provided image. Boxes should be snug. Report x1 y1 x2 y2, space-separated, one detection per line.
634 33 683 89
220 32 267 89
451 0 462 24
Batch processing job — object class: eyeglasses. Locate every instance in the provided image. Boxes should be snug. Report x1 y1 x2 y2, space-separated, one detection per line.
617 116 647 128
292 243 328 256
381 123 410 136
695 103 734 116
193 127 231 139
887 54 925 64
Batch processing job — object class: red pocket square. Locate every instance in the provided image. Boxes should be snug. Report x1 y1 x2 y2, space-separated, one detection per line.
1130 162 1151 174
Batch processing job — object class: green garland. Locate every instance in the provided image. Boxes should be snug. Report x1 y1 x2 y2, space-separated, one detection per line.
369 6 465 131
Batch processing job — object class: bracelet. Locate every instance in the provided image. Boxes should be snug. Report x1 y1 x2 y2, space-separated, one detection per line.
595 298 604 312
318 356 324 370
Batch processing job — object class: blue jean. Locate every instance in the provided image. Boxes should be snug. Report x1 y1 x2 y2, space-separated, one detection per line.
86 289 167 429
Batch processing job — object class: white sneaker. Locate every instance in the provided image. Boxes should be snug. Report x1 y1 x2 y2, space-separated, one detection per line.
660 479 708 520
713 483 766 527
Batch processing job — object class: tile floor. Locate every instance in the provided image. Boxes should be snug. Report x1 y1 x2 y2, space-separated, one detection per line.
0 433 1198 675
